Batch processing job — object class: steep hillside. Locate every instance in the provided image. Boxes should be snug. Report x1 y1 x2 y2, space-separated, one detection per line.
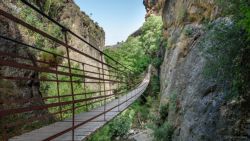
159 0 250 140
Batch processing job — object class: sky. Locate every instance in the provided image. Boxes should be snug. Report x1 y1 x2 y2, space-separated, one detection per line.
74 0 146 46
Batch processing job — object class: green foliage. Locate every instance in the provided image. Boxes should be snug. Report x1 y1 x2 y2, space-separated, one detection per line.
105 15 166 75
26 0 63 18
40 64 95 119
238 2 250 39
105 36 149 75
89 74 161 140
43 0 63 18
19 1 63 48
88 126 112 141
216 0 250 39
131 101 150 122
19 6 43 30
152 57 162 69
88 108 135 141
39 47 65 68
141 16 165 56
109 113 132 137
151 76 160 95
202 18 250 100
151 121 174 141
159 104 169 121
144 75 160 99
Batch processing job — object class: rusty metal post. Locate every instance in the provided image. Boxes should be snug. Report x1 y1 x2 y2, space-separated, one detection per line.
108 70 112 101
100 53 106 121
56 66 63 120
116 63 120 112
98 67 102 106
82 63 88 111
63 29 75 141
126 73 128 106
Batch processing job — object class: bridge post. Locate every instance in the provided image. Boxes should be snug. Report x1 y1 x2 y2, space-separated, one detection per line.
63 29 75 141
98 67 102 107
55 66 63 120
108 68 112 103
100 53 106 121
116 62 120 112
126 72 128 106
82 63 88 111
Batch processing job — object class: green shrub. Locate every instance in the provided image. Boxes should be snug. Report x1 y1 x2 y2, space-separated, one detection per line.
38 47 65 68
216 0 250 38
151 76 160 96
202 19 250 100
237 1 250 39
131 101 150 123
159 104 169 121
152 121 174 141
88 109 135 141
152 57 162 69
110 115 131 137
88 126 112 141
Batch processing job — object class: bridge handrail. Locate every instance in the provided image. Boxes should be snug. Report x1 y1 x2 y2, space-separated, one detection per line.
0 1 146 140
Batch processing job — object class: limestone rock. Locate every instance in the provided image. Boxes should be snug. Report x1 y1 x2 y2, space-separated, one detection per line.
160 0 250 140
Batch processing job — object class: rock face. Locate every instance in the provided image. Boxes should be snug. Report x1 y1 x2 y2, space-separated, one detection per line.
160 0 250 140
0 1 54 136
54 1 108 90
143 0 165 18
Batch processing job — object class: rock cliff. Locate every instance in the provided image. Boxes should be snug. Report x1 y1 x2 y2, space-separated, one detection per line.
159 0 250 140
143 0 165 18
52 0 107 90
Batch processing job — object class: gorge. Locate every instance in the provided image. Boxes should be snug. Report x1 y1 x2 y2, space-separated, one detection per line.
0 0 250 141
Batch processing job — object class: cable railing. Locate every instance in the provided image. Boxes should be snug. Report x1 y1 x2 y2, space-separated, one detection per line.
0 1 143 140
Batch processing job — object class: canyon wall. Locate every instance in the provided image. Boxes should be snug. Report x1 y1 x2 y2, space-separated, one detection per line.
158 0 249 140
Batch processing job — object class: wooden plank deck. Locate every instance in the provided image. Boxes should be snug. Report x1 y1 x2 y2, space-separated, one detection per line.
9 73 150 141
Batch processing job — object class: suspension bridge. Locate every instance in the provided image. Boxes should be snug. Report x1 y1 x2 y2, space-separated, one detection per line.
0 1 150 141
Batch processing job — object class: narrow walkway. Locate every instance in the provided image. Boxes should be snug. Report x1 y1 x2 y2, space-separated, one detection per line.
10 72 150 141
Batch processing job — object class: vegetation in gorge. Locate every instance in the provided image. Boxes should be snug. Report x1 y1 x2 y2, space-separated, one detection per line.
88 75 161 141
90 1 250 140
148 93 174 141
88 102 144 141
31 0 63 18
88 15 167 141
150 121 174 141
104 15 166 75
